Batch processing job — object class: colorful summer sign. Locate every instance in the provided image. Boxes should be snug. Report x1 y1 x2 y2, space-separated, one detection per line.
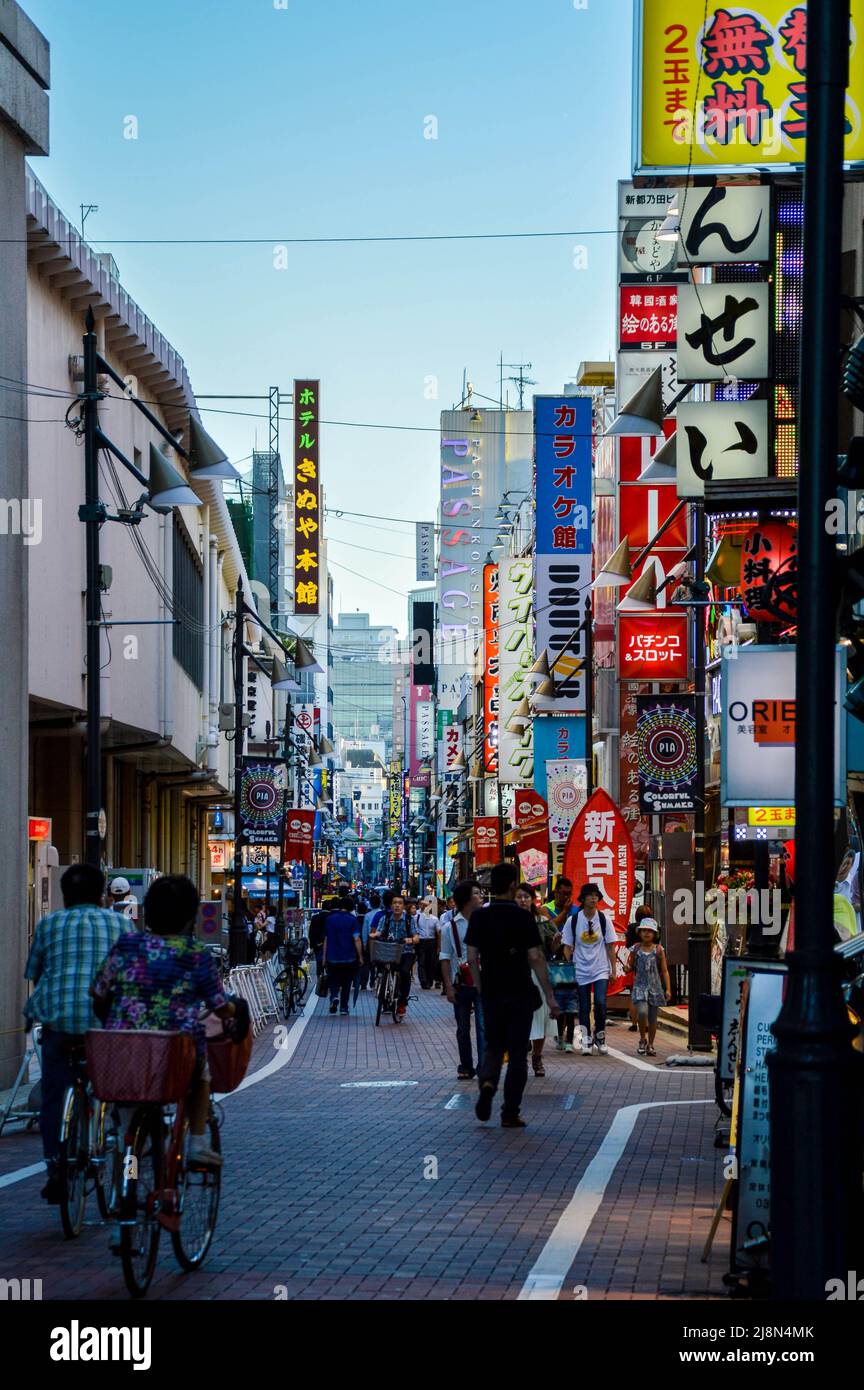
636 1 864 172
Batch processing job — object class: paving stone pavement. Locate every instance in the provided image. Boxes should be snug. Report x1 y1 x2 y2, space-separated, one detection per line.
0 983 728 1300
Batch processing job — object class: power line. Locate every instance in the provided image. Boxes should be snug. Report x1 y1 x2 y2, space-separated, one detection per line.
5 227 620 247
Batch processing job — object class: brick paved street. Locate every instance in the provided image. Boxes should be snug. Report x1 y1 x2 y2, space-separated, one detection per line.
0 987 726 1301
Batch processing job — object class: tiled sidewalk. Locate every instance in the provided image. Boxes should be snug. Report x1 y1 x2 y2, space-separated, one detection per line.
0 984 726 1300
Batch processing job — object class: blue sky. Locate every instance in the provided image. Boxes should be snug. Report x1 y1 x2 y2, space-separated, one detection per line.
25 0 635 630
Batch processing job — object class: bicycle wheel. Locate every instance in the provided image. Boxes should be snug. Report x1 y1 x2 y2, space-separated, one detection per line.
58 1085 88 1239
715 1067 734 1118
94 1103 121 1219
120 1109 163 1299
391 976 401 1024
294 964 309 1004
171 1114 221 1271
375 973 385 1026
275 971 294 1018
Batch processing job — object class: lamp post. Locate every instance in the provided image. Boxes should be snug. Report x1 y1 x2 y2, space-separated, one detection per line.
767 0 864 1300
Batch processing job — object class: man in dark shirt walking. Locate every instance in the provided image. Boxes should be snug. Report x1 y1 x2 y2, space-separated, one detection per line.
322 895 363 1015
466 861 559 1128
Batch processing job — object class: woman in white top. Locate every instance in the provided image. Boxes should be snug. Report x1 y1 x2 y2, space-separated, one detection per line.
562 882 618 1056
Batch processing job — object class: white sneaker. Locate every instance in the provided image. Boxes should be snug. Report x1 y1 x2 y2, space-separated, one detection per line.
579 1028 593 1056
594 1031 609 1056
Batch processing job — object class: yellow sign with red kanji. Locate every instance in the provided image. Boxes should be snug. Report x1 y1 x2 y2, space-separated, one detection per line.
637 1 864 170
747 805 795 826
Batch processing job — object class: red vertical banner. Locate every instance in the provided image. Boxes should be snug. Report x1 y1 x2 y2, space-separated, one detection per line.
474 817 501 866
514 788 549 855
483 563 499 774
294 379 321 616
285 809 316 864
563 789 634 994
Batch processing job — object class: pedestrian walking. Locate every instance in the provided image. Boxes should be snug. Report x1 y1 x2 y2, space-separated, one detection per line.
413 894 439 989
546 875 573 922
322 895 364 1015
370 893 418 1016
626 917 671 1057
439 879 485 1079
561 883 619 1056
309 899 332 980
515 884 559 1077
24 864 132 1202
107 875 139 923
467 861 560 1128
625 904 655 1031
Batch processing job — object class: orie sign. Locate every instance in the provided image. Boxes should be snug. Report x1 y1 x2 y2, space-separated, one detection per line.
635 1 864 173
721 644 846 806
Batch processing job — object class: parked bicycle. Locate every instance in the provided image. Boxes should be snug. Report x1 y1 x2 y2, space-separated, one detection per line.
56 1041 120 1239
370 938 403 1025
275 937 309 1017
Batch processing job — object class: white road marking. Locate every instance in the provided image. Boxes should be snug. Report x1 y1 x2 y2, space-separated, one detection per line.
340 1081 419 1089
444 1093 465 1109
0 1162 43 1190
0 989 322 1191
606 1045 668 1074
518 1099 713 1301
563 1094 578 1111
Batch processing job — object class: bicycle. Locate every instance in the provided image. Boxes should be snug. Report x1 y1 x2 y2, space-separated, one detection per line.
56 1042 120 1239
370 939 403 1025
86 1029 223 1299
275 938 309 1017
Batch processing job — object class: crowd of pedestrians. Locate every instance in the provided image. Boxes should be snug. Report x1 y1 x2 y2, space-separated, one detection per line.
309 865 663 1129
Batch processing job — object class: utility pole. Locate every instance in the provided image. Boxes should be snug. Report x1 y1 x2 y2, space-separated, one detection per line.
767 0 864 1299
82 308 103 867
687 501 712 1051
230 580 246 966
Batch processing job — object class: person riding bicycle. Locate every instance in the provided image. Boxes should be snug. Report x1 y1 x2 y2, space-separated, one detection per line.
90 875 237 1167
24 863 133 1204
369 893 418 1017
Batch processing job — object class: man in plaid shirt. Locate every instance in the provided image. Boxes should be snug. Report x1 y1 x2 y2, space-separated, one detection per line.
25 863 131 1202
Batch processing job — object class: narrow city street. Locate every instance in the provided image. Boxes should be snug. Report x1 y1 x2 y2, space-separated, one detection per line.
0 995 720 1302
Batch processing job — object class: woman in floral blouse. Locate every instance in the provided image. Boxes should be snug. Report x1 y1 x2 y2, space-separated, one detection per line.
91 875 235 1167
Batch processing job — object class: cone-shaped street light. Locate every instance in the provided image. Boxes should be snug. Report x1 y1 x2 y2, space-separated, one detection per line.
639 430 677 482
593 536 632 587
187 415 241 481
604 367 664 437
147 443 200 512
616 564 658 612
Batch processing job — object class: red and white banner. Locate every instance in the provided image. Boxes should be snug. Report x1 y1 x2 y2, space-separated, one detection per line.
285 809 316 864
563 789 635 995
474 817 501 866
514 788 548 855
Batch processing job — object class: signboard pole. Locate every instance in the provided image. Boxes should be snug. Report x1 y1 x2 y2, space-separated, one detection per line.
688 500 711 1051
230 580 246 968
767 0 864 1301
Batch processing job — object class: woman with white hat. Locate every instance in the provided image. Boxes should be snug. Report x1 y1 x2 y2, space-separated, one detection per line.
626 917 671 1058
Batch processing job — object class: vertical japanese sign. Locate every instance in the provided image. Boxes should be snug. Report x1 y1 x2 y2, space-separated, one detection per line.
483 563 499 774
733 964 787 1273
238 758 287 847
388 760 402 837
498 557 534 784
636 1 864 172
293 379 320 616
534 396 592 714
619 687 644 840
437 414 481 713
563 789 634 989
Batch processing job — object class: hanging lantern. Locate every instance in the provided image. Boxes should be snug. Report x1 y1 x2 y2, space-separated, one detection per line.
739 520 797 623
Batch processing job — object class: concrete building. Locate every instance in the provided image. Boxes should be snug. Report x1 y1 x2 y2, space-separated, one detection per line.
331 612 397 752
0 0 49 1086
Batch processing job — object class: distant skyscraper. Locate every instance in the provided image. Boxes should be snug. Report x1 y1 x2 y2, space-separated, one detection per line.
331 613 398 753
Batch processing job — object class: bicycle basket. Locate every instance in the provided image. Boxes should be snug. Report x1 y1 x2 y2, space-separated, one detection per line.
370 938 403 965
207 1030 253 1094
86 1029 197 1104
